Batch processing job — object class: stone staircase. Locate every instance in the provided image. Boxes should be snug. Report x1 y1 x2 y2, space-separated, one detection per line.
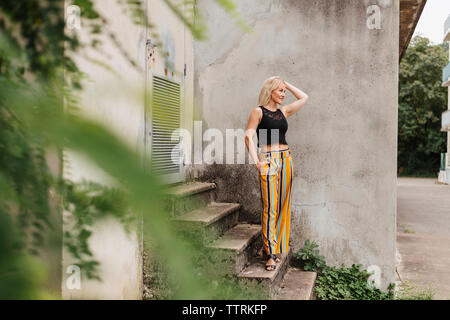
163 181 317 300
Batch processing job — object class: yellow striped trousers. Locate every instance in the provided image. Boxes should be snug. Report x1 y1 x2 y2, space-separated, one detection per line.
258 148 293 255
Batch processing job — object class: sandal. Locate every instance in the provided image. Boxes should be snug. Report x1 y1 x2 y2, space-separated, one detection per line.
265 264 276 271
265 254 277 271
264 252 281 263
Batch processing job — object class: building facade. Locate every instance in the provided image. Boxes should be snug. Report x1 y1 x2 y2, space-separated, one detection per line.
62 0 425 298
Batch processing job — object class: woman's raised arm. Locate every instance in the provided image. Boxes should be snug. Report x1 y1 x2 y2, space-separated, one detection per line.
280 81 309 118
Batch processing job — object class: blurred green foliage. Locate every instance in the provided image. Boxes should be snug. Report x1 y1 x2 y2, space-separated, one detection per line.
398 36 449 177
0 0 260 300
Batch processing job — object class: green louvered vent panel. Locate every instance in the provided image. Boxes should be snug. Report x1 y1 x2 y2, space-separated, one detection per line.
151 75 181 175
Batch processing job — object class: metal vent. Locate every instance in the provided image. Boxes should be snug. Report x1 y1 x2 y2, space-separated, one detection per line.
150 75 181 175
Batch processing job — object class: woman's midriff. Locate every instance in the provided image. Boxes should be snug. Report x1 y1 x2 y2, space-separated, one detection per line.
260 143 289 152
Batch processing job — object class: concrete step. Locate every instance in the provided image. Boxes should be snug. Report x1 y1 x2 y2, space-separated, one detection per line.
275 268 317 300
173 202 240 243
206 224 263 274
237 250 292 299
163 182 217 217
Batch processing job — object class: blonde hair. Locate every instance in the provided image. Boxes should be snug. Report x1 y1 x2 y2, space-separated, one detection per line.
257 76 286 107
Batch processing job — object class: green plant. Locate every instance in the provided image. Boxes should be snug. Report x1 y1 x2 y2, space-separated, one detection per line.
399 224 415 234
294 240 395 300
314 264 395 300
293 239 326 272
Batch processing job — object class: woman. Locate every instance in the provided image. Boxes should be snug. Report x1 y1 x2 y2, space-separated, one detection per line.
245 76 309 271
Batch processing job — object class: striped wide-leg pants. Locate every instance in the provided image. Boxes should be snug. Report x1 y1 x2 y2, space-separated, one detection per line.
258 148 293 255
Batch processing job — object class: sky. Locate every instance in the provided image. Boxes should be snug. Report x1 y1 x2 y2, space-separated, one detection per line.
412 0 450 45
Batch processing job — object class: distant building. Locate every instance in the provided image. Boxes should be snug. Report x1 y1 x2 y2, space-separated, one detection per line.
439 14 450 184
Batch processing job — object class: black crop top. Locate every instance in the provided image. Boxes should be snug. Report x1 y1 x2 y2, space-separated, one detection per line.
256 105 288 147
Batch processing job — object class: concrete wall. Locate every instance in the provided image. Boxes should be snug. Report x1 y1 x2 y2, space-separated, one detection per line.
62 0 145 299
192 0 399 288
62 0 195 299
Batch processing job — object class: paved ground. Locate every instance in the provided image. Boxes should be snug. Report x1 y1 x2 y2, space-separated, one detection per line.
397 177 450 300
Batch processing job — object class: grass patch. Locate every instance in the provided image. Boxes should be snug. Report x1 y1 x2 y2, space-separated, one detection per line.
395 281 435 300
143 236 268 300
398 224 415 234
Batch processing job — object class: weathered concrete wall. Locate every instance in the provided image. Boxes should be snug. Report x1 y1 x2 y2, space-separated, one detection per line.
62 0 145 299
192 0 399 288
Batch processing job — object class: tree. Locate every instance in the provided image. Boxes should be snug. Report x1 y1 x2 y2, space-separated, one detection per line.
398 36 449 177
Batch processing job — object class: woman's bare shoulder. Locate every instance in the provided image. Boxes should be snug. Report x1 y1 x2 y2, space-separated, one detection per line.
252 106 263 120
253 105 263 114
